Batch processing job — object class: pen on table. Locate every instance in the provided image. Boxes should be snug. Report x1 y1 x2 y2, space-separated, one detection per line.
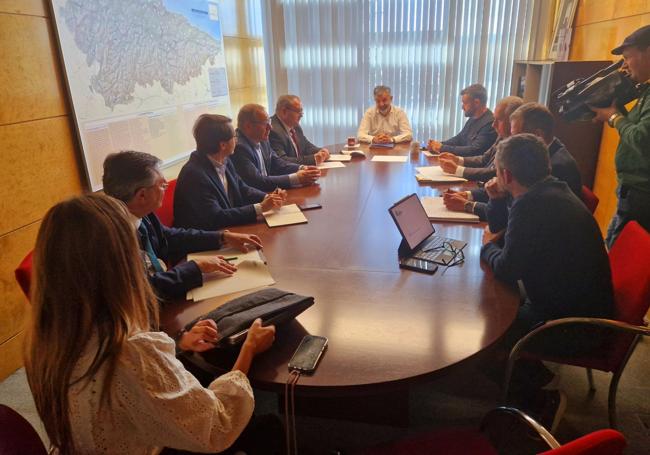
223 256 238 262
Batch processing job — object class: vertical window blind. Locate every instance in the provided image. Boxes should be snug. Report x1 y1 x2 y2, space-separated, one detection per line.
264 0 534 146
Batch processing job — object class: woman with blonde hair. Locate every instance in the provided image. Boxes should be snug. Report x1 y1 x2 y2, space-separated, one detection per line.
25 193 275 454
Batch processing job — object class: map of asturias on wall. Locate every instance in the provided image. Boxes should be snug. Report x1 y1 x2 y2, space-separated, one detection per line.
52 0 231 190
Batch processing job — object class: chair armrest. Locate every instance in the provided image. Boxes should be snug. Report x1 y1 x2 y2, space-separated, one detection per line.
480 406 560 451
503 318 650 402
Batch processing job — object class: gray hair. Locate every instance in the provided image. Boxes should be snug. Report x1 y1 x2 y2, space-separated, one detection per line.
276 95 300 112
237 103 267 126
373 85 392 97
496 133 550 188
498 96 524 117
103 151 161 202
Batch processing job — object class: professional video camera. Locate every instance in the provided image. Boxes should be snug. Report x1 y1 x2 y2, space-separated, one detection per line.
553 59 641 122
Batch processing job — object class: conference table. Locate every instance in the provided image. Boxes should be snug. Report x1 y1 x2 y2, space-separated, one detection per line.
161 142 519 417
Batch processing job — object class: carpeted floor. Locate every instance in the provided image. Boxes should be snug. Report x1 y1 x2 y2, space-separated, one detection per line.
2 338 649 454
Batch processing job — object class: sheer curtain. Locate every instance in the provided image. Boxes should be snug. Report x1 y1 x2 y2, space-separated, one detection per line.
262 0 535 146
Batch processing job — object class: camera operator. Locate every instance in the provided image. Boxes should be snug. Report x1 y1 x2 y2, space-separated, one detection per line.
591 25 650 247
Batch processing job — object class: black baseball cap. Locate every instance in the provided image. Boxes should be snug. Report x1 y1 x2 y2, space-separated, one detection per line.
612 25 650 55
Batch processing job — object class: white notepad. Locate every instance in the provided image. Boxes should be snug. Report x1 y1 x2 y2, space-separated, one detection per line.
327 154 352 162
415 166 468 183
263 204 308 227
186 248 275 301
318 161 346 169
421 197 480 223
371 155 408 163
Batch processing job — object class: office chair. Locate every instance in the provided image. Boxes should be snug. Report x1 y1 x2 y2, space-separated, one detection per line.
357 407 626 455
580 186 599 214
154 178 177 227
503 221 650 428
14 250 33 300
0 404 48 455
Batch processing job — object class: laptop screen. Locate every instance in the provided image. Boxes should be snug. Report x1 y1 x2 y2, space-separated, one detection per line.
388 193 435 250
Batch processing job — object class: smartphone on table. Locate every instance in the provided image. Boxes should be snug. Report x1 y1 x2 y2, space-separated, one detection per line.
288 335 328 374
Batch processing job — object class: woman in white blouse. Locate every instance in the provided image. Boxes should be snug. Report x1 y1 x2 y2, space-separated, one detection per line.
25 193 275 454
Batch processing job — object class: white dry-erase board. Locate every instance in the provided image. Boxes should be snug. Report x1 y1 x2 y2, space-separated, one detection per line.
50 0 232 190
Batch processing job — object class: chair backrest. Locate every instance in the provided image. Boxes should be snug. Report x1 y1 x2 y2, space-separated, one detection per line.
605 221 650 368
14 250 34 300
0 404 48 455
581 185 599 214
154 178 177 227
540 429 626 455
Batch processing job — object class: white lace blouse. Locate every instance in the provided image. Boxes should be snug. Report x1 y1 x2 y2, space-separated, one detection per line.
68 331 254 454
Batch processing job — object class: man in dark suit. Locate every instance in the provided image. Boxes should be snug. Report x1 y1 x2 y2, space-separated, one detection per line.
438 96 524 181
428 84 498 157
173 114 285 231
103 150 263 301
481 134 613 430
444 102 582 223
231 104 321 192
269 95 330 166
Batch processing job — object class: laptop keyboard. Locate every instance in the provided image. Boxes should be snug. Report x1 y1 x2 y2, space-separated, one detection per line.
413 236 450 262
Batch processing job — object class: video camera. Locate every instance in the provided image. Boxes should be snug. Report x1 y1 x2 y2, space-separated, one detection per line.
553 59 641 122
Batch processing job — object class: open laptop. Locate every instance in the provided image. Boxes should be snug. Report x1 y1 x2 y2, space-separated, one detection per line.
388 193 467 265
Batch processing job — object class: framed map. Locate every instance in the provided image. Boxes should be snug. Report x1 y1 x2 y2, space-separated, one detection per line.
50 0 231 190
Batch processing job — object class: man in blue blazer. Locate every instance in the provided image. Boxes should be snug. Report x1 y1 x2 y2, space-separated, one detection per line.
231 104 321 192
103 150 263 301
269 95 330 166
174 114 285 231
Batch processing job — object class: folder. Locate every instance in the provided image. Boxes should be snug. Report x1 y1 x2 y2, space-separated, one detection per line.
421 197 479 223
264 204 308 227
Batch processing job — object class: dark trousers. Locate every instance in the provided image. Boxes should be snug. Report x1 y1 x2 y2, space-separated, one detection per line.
606 185 650 249
160 414 284 455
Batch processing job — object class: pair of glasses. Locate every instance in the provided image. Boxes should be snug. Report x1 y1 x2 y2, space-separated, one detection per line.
287 107 304 115
425 241 465 269
253 119 272 125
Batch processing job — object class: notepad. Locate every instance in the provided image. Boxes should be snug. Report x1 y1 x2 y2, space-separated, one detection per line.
318 161 346 169
371 155 408 163
263 204 308 227
415 166 467 182
327 154 352 162
421 197 479 223
186 248 275 301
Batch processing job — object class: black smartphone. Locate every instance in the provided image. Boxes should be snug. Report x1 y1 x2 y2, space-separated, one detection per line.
288 335 328 374
298 203 322 211
399 257 438 274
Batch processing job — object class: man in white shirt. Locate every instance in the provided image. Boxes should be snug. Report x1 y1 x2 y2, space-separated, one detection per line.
357 85 413 144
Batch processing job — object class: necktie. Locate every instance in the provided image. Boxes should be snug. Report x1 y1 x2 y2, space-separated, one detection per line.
138 222 164 273
256 145 268 176
290 128 301 157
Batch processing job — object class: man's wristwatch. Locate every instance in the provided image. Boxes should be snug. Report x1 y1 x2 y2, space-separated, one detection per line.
607 112 623 128
463 201 475 214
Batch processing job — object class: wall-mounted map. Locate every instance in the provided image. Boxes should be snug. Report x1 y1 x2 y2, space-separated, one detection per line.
51 0 231 190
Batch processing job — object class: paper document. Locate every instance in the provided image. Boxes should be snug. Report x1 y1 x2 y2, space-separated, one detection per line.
327 154 352 162
186 248 275 301
264 204 308 227
415 166 467 182
369 142 395 149
318 161 346 169
421 197 480 223
371 155 408 163
422 150 440 158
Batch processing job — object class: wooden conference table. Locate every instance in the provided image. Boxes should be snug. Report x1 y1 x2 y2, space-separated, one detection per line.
161 142 519 401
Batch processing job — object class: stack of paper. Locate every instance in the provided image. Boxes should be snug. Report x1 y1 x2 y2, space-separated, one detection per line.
415 166 467 183
371 155 408 163
264 204 308 227
318 161 346 169
327 154 352 162
186 248 275 301
421 197 479 223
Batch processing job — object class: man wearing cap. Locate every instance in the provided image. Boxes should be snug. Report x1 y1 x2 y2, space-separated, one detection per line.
591 25 650 247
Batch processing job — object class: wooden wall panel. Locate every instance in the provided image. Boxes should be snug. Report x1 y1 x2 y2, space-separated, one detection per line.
0 222 39 344
0 117 83 234
0 0 46 16
569 1 650 233
0 13 68 125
